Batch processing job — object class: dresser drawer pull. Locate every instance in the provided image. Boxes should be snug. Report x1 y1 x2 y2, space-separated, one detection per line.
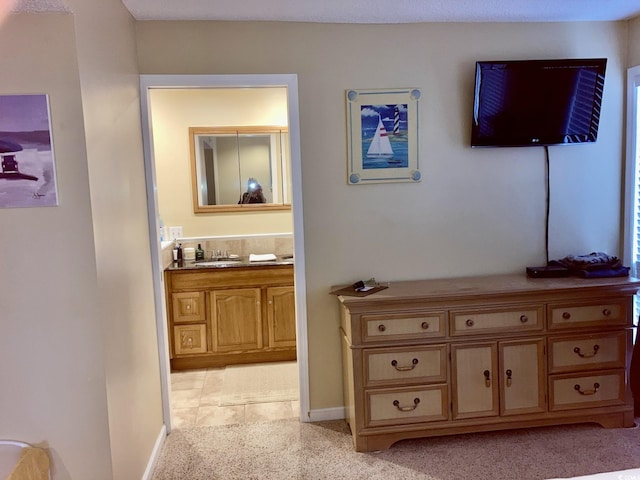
378 324 386 332
393 398 420 412
466 319 475 327
519 315 528 323
505 369 513 387
574 382 600 396
602 308 611 316
573 344 600 358
562 312 571 320
421 321 429 329
484 369 491 387
391 358 419 371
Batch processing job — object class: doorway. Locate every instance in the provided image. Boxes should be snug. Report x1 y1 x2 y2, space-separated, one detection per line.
139 74 309 431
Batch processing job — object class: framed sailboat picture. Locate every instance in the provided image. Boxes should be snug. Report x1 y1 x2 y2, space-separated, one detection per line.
346 88 421 184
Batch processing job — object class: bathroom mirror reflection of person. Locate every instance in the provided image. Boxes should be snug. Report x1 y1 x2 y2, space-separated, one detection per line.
239 177 267 204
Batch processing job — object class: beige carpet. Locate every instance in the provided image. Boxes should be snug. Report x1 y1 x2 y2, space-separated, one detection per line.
218 362 299 406
152 419 640 480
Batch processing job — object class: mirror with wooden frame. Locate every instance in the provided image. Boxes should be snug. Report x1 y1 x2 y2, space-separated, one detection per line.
189 126 292 213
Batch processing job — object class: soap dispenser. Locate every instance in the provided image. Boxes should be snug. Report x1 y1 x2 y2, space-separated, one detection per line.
195 243 205 261
176 243 183 261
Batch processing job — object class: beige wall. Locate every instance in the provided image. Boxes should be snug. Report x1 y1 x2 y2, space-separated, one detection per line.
0 4 163 480
0 14 113 479
66 0 164 478
628 16 640 66
137 21 628 410
150 88 293 237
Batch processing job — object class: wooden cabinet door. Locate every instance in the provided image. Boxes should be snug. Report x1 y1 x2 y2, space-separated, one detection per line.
210 288 262 352
266 286 296 348
451 343 499 420
499 338 546 416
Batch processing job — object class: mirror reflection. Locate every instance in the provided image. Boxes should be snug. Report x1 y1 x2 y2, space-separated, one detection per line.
190 126 291 213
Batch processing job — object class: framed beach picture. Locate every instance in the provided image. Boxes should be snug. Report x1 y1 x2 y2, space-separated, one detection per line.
0 94 58 208
346 88 421 185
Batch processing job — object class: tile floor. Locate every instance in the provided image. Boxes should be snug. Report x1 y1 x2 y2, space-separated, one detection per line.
170 362 300 427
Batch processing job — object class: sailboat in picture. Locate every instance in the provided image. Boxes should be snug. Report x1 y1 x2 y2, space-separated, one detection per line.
366 115 394 159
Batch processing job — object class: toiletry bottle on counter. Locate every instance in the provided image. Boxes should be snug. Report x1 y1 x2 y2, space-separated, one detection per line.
176 243 183 260
196 243 205 261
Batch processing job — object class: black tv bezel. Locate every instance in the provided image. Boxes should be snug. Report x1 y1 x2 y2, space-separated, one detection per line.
470 58 607 148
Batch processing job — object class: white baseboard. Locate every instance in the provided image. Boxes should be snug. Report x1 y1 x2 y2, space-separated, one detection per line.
306 406 345 422
141 424 167 480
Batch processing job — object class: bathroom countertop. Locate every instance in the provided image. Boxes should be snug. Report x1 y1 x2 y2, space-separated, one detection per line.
165 255 294 271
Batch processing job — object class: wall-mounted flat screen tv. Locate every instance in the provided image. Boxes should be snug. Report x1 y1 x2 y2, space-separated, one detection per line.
471 58 607 147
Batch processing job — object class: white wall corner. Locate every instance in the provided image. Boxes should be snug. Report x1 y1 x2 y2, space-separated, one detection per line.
141 424 167 480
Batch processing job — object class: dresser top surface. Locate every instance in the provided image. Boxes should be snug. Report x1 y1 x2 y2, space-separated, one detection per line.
336 273 640 307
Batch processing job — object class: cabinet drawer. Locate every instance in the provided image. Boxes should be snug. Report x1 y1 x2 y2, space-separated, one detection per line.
172 292 206 323
549 370 626 411
362 312 446 343
548 332 627 374
174 324 207 355
451 306 542 336
548 299 628 330
365 385 448 427
364 345 447 387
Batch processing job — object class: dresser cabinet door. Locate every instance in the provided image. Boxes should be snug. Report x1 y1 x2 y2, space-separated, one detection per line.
210 288 263 352
500 339 546 415
451 343 499 419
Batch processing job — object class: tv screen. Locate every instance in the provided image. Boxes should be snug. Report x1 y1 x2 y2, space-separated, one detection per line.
471 58 607 147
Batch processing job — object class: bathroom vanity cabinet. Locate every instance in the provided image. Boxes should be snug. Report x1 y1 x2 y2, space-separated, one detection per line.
165 263 296 370
337 274 640 452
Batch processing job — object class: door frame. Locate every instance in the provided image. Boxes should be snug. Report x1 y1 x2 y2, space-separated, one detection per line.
139 74 309 430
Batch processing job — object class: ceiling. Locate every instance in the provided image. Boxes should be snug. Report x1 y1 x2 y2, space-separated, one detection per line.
11 0 640 23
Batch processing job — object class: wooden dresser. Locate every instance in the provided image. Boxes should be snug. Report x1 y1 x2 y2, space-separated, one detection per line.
165 264 296 370
338 274 640 451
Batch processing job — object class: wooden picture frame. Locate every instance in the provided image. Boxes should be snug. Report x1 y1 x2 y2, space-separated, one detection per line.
346 88 421 185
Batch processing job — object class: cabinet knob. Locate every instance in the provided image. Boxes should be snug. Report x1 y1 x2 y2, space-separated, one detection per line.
466 319 475 327
421 321 429 330
602 308 611 317
562 312 571 320
519 315 528 323
483 369 491 387
378 324 386 332
505 369 513 387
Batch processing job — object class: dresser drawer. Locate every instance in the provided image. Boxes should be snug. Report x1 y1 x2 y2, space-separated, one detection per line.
365 385 448 428
363 345 447 387
548 299 628 330
450 306 543 336
548 332 627 374
549 370 626 411
362 312 446 343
